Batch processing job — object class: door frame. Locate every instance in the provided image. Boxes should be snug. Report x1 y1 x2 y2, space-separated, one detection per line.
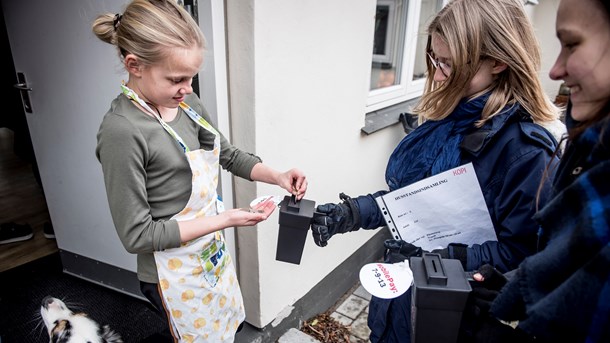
197 0 239 271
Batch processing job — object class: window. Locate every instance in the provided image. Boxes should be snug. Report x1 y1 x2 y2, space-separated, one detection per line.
366 0 444 114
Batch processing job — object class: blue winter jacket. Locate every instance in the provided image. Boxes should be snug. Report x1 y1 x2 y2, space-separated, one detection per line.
355 109 560 273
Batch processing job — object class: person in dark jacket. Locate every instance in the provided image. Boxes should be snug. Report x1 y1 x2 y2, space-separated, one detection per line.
308 0 565 342
465 0 610 341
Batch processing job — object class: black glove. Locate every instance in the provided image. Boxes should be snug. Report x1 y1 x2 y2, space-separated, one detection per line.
469 265 508 316
458 264 515 343
383 239 424 263
384 239 471 273
383 239 454 263
310 193 361 247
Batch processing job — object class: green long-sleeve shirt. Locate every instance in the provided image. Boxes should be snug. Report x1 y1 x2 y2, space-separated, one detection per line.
96 93 261 283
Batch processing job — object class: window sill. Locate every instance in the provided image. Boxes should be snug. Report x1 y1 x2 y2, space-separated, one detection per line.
361 97 420 135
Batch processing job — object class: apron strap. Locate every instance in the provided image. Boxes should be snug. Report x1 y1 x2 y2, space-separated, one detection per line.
120 83 219 153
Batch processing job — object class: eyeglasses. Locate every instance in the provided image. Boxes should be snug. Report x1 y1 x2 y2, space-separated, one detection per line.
427 52 451 77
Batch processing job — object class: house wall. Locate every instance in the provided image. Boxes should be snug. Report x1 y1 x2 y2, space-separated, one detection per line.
226 0 407 328
530 0 562 99
225 0 564 329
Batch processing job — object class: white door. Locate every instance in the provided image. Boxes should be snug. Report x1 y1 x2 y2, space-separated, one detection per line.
2 0 233 297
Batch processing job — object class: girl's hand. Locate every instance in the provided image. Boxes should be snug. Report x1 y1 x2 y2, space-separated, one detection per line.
277 168 308 200
250 197 277 216
222 198 277 227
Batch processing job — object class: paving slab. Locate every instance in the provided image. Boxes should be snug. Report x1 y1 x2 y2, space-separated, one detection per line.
330 311 354 326
353 285 372 300
350 313 371 341
277 328 322 343
335 294 369 320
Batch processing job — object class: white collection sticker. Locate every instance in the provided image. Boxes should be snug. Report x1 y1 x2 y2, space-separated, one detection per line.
359 261 413 299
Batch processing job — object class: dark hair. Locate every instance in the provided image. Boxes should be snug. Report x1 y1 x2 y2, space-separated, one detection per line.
602 0 610 17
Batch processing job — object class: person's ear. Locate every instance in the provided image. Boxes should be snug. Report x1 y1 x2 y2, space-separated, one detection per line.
124 54 143 77
491 59 508 75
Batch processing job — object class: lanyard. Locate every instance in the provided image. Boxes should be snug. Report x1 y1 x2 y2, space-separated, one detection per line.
120 83 218 153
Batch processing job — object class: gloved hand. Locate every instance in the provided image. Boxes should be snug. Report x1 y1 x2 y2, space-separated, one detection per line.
469 264 508 317
310 193 360 247
384 239 469 270
383 239 425 263
458 264 514 342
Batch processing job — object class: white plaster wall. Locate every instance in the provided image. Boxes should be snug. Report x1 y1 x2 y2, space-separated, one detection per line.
226 0 406 328
529 0 563 99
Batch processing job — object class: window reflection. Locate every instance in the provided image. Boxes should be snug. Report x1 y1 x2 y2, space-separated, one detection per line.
413 0 443 81
371 0 405 91
370 0 443 91
373 6 390 56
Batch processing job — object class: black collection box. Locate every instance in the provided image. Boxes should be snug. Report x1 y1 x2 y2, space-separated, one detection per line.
410 253 472 343
275 195 316 264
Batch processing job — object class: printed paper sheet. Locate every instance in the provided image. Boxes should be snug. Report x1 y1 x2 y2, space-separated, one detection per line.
375 163 496 251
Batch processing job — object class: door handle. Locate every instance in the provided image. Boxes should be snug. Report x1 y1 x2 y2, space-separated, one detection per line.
14 72 33 113
13 82 32 91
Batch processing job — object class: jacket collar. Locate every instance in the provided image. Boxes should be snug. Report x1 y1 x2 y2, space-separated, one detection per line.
460 104 526 154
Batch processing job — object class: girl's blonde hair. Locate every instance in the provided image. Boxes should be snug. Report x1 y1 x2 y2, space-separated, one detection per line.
413 0 559 126
92 0 205 67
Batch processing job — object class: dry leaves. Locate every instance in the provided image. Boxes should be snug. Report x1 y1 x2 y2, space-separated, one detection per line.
301 312 351 342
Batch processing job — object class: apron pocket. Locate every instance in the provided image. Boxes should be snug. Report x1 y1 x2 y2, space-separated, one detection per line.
199 239 228 288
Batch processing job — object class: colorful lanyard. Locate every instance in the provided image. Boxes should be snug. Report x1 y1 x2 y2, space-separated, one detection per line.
120 83 218 153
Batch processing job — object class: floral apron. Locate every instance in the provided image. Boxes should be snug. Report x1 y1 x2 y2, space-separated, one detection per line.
121 85 245 343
